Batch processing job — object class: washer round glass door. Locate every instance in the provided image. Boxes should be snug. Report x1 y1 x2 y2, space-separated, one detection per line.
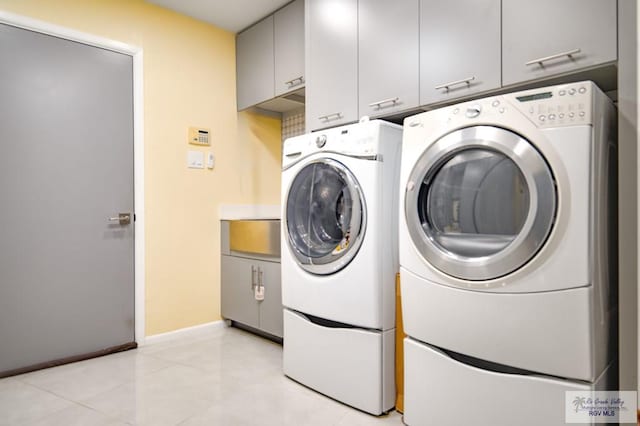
286 158 366 275
405 126 556 282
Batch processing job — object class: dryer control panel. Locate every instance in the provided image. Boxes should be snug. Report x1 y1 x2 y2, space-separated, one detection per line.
504 81 594 128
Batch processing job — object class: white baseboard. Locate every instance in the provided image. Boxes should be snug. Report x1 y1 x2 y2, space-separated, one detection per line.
142 320 226 346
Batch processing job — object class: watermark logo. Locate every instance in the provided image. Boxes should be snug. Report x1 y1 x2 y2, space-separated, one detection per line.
565 391 637 423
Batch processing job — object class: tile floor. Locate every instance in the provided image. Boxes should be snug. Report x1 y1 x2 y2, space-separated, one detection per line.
0 325 405 425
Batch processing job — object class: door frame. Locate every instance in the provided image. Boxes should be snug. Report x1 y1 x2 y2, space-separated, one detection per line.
0 11 146 345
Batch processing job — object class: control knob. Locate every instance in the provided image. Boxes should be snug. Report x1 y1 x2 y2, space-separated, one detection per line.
316 135 327 148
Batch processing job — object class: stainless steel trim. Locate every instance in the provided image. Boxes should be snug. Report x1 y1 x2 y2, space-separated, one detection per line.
284 158 367 275
434 76 476 91
368 97 399 109
404 126 556 281
282 151 380 171
229 220 281 257
251 265 257 289
318 112 342 122
525 48 581 66
285 76 304 86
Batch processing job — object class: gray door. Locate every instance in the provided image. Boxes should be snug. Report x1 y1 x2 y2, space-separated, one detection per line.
258 260 283 338
236 15 274 110
502 0 617 86
0 24 134 375
220 255 260 329
420 0 501 105
359 0 419 117
274 0 305 97
305 0 358 131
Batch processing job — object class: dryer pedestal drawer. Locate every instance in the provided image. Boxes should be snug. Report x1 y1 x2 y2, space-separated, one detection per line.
282 309 395 415
404 338 611 426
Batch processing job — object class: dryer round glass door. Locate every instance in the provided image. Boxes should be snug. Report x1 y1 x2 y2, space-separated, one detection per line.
405 126 556 281
285 159 366 275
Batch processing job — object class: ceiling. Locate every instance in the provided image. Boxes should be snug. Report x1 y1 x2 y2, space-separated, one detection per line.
146 0 292 33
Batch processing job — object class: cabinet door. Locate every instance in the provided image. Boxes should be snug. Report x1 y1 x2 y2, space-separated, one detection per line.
502 0 617 86
420 0 500 105
359 0 419 117
221 255 260 328
306 0 358 131
257 260 283 338
236 16 274 110
275 0 305 96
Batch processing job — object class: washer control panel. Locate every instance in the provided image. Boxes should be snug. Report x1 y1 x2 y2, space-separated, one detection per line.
282 122 380 166
504 81 593 128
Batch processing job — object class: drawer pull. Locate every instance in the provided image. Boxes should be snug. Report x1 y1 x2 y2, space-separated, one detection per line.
435 76 476 91
525 48 581 66
285 76 304 87
368 97 399 109
318 112 342 122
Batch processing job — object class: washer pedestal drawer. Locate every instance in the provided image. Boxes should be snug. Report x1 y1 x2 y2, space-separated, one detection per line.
283 308 395 415
403 338 611 426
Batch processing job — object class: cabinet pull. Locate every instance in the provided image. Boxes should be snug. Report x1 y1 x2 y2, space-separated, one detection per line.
525 48 581 66
434 76 476 91
318 112 342 122
285 76 304 87
259 268 264 287
368 97 399 109
251 265 257 289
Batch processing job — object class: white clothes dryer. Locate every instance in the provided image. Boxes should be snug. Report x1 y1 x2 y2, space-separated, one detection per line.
281 119 402 415
399 82 617 425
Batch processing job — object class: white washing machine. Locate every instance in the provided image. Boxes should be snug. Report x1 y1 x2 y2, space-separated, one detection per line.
399 81 617 425
280 119 402 415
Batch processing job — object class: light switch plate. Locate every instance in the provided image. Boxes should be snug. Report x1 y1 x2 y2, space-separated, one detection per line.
187 150 204 169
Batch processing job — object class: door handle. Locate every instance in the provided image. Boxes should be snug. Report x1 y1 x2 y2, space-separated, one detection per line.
434 76 476 91
285 76 304 87
251 265 257 289
525 48 581 67
368 97 399 109
108 213 131 225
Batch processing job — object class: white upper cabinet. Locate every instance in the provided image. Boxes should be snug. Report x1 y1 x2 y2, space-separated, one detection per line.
502 0 617 86
358 0 419 118
306 0 358 131
236 16 275 111
420 0 501 105
275 0 305 97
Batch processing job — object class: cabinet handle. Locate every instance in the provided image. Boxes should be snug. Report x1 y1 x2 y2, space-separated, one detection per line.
525 48 581 66
259 268 264 287
368 97 399 109
434 76 476 91
285 76 304 87
251 265 257 289
318 112 342 122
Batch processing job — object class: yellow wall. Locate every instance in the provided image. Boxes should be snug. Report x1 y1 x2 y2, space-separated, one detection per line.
0 0 282 336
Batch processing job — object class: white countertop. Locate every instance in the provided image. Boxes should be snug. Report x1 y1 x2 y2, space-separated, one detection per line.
219 204 281 220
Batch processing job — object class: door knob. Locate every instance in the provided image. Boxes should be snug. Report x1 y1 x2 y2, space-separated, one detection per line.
108 213 131 225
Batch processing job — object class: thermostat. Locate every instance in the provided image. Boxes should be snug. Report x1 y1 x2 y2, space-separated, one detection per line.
189 127 211 146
